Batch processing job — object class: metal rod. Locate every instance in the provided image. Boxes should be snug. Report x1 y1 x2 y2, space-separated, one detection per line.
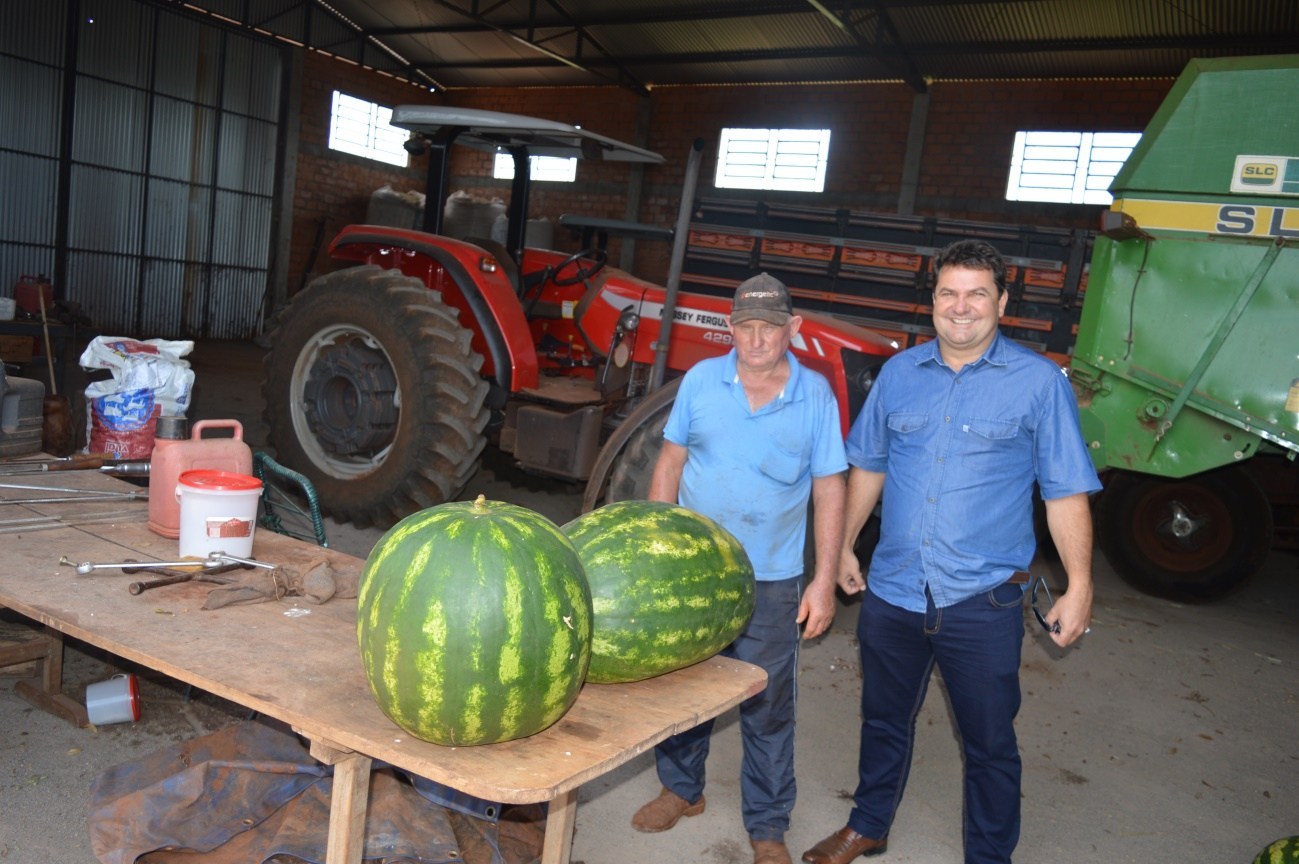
0 482 128 493
0 512 144 534
649 138 706 392
0 493 148 505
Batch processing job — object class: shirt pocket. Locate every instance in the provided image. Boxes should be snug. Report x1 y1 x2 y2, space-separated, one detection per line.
886 412 929 434
884 412 931 463
957 418 1022 465
758 439 809 486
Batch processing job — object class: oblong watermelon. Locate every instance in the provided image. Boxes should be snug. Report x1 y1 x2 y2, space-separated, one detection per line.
357 495 593 745
561 500 755 684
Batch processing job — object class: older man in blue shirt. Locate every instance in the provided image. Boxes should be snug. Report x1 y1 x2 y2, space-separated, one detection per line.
802 240 1101 864
633 273 847 864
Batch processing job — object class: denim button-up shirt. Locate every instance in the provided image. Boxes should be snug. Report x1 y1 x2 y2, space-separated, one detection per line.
846 332 1100 612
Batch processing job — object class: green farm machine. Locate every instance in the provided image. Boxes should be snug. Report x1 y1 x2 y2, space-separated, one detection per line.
1071 54 1299 600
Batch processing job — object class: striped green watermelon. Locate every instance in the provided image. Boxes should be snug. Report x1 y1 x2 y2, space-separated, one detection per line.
1254 837 1299 864
357 494 593 745
561 500 755 684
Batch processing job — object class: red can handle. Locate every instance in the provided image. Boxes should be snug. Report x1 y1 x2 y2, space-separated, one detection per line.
191 419 245 441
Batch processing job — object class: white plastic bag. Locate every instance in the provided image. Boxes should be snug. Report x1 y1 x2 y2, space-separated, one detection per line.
80 337 195 459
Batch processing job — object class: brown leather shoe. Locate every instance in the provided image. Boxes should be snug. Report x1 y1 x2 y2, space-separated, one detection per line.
752 839 794 864
801 826 887 864
630 786 706 833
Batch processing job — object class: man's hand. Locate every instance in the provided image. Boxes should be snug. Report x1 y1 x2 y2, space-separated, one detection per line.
1043 581 1093 647
797 577 837 640
837 549 865 595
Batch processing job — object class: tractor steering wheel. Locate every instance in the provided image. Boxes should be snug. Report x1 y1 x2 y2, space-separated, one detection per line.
551 247 608 286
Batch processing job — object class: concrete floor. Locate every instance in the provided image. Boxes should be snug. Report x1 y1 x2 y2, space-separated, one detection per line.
2 338 1296 863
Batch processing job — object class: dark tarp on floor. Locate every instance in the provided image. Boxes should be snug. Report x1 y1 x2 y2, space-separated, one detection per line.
88 720 544 864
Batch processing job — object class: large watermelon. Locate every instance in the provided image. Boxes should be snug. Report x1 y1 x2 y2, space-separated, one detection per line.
357 495 593 745
1254 837 1299 864
561 500 755 684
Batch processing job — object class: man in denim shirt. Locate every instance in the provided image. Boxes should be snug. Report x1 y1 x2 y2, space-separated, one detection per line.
632 273 847 864
803 240 1101 864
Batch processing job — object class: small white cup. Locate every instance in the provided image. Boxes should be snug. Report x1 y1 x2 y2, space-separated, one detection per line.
85 673 141 725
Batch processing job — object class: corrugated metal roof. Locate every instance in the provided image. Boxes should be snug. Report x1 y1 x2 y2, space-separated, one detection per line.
148 0 1299 92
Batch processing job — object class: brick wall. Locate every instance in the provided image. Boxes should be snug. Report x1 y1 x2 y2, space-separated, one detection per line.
288 52 435 294
289 52 1173 291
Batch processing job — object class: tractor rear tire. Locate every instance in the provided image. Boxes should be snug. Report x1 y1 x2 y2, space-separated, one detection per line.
1096 466 1273 602
262 265 489 528
606 401 671 503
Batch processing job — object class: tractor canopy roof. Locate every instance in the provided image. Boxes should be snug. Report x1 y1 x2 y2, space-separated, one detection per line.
391 106 664 164
390 106 665 258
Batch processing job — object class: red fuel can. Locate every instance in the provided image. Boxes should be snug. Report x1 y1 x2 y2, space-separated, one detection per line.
14 275 54 316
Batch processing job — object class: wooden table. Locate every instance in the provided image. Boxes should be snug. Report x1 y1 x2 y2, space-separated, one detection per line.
0 470 766 864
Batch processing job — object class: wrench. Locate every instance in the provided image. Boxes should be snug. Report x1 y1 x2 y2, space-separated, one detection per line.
59 552 274 576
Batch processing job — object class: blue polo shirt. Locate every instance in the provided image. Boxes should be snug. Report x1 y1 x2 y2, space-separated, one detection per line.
664 349 847 581
846 332 1101 611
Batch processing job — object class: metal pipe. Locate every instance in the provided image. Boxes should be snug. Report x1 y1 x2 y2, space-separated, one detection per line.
0 493 147 505
0 512 143 534
0 481 147 495
648 138 706 392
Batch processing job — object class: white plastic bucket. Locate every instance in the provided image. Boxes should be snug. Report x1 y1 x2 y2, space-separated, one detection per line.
86 673 141 725
176 469 262 558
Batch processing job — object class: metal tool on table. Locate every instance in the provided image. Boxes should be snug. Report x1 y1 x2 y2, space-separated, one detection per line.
0 454 150 476
126 564 247 595
0 481 148 505
58 552 277 576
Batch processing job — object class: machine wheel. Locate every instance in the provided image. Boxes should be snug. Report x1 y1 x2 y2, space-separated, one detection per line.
606 400 671 503
582 379 682 511
1096 466 1273 602
262 265 490 528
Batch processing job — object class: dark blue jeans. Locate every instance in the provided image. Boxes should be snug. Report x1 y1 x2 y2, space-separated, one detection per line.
848 582 1025 864
655 576 802 843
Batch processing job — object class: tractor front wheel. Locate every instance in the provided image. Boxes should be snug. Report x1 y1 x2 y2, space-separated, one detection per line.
262 265 489 528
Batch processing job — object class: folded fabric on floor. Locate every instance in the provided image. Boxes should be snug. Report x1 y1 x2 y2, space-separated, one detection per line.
88 718 542 864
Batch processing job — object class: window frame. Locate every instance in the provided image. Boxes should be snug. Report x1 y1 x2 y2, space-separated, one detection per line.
1005 130 1141 205
327 90 409 168
714 127 832 193
492 152 578 183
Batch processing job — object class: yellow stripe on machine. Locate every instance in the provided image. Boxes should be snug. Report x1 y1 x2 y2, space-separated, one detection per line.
1115 198 1299 239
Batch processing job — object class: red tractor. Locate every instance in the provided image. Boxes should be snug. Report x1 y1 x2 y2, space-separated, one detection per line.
262 107 898 527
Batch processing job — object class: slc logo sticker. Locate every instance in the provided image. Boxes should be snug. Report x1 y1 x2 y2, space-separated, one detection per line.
1240 163 1278 185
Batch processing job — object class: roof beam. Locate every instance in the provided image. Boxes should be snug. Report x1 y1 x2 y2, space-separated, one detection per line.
425 0 650 95
415 32 1299 73
804 1 928 92
363 0 1057 37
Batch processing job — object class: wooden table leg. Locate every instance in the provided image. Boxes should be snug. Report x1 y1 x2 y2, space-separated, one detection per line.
541 788 578 864
2 625 89 727
308 736 373 864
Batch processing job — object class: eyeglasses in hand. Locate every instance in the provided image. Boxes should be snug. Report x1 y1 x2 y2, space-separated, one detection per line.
1030 576 1061 635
